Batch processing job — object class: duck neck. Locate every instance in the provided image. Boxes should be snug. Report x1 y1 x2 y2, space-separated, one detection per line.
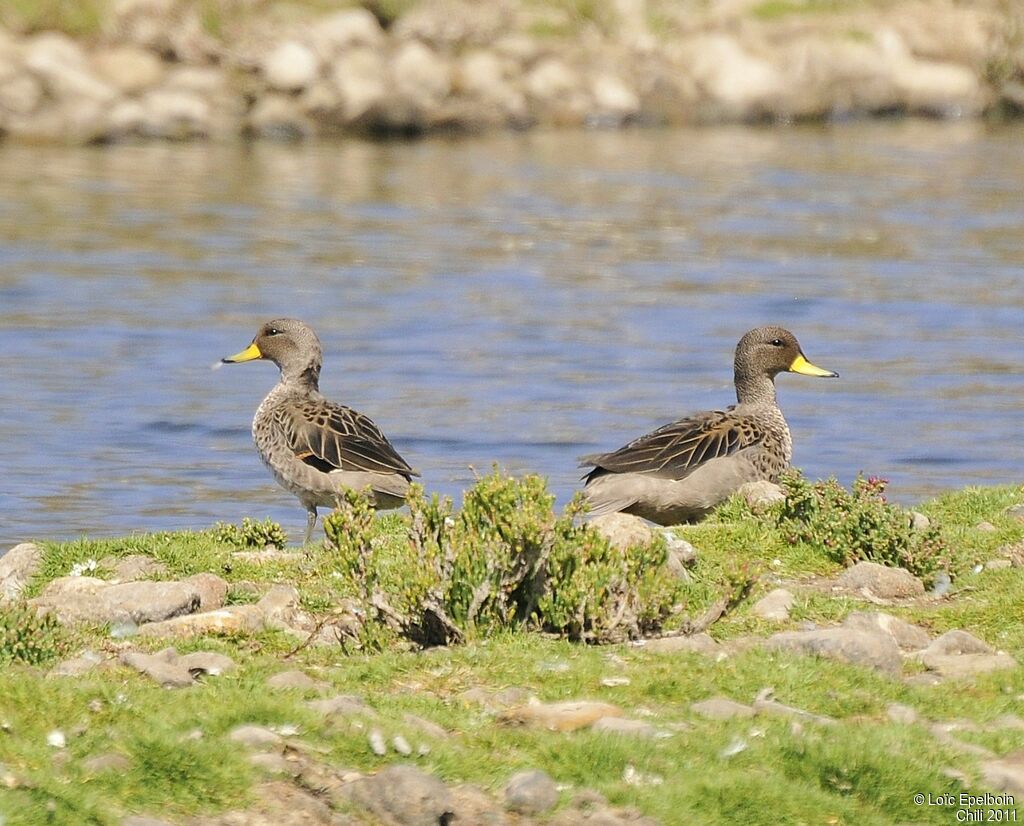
280 360 321 391
734 370 778 406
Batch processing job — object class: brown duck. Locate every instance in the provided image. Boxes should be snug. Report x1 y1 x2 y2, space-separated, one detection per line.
579 326 837 525
222 318 417 543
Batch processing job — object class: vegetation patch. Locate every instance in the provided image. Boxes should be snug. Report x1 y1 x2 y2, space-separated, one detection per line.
323 469 687 647
774 471 950 581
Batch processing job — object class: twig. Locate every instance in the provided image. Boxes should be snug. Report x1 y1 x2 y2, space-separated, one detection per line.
283 613 334 659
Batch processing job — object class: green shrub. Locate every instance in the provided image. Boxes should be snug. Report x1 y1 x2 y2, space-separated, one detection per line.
0 605 70 666
323 469 686 646
776 471 949 580
212 517 287 550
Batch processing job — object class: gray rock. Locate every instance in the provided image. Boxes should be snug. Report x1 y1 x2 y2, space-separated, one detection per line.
982 752 1024 796
120 650 193 688
0 542 42 604
177 651 234 677
592 717 659 738
248 752 296 777
100 554 169 583
262 41 319 92
835 561 924 599
986 559 1012 571
122 817 174 826
921 652 1016 679
343 764 454 826
1006 504 1024 522
306 694 375 718
765 628 903 675
504 769 558 815
32 579 200 626
589 513 653 551
48 650 103 678
924 629 994 657
392 735 412 756
184 573 228 610
690 697 755 720
664 533 697 576
976 521 998 533
737 480 786 510
82 752 131 773
640 632 722 656
228 725 283 750
267 670 319 691
909 511 931 531
842 611 931 651
589 513 651 552
886 703 919 724
752 588 794 621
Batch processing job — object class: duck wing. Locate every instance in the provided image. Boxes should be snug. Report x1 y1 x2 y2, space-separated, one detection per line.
579 407 760 482
276 399 418 479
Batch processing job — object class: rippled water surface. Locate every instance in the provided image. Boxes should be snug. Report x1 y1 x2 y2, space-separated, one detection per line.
1 123 1022 547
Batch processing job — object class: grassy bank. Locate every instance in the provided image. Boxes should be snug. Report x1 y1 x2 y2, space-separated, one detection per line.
1 478 1023 824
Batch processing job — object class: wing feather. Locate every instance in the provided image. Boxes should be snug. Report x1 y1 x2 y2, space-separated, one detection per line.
580 407 761 482
277 400 418 478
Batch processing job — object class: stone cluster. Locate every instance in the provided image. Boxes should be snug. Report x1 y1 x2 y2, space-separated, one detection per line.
0 0 1019 144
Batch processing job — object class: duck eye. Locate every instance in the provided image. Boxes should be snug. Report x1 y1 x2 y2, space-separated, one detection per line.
266 328 281 336
770 338 784 347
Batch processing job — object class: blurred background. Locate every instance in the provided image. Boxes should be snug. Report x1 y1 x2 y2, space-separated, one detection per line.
0 1 1022 546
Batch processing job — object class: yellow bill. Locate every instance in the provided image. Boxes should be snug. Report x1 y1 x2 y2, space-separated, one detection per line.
221 342 262 363
789 353 838 378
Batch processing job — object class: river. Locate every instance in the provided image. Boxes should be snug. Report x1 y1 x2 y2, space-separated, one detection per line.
1 122 1022 546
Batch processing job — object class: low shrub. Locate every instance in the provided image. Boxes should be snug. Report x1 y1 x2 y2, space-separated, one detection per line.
0 604 70 666
775 471 949 581
323 469 686 646
212 517 287 550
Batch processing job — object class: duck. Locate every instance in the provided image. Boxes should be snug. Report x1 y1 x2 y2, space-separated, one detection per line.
578 325 837 526
222 318 417 543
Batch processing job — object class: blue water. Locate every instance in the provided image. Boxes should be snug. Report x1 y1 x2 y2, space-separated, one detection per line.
1 122 1022 547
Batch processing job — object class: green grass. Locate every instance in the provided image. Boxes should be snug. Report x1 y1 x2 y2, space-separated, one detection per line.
3 482 1023 823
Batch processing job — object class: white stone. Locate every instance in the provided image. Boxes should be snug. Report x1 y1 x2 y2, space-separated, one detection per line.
391 40 451 104
525 58 578 101
24 33 116 103
311 8 384 57
262 41 320 92
684 34 782 113
90 46 164 95
140 89 210 138
0 74 42 115
332 48 387 120
591 74 639 119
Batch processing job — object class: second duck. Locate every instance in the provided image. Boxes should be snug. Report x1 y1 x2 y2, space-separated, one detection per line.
579 325 837 526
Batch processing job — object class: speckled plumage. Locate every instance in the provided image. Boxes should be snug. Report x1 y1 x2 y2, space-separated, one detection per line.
223 318 416 543
579 326 837 526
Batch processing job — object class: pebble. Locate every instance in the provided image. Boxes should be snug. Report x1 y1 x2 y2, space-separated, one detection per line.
392 735 412 755
504 769 558 814
368 729 387 756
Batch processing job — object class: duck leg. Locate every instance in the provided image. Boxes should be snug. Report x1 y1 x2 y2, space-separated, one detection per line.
303 507 318 545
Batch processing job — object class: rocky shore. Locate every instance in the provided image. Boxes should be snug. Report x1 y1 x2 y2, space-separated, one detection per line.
0 0 1021 144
